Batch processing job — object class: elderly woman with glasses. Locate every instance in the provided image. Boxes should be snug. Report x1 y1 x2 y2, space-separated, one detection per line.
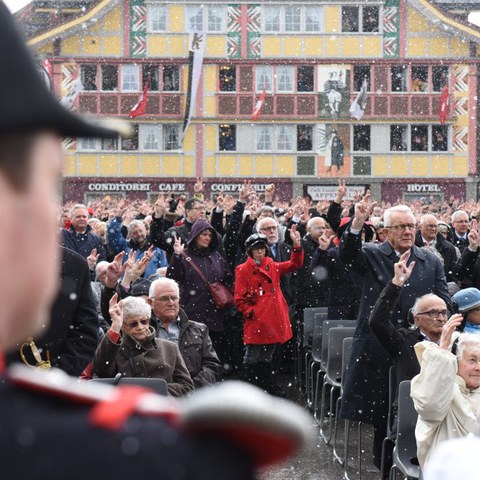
412 316 480 470
92 294 194 397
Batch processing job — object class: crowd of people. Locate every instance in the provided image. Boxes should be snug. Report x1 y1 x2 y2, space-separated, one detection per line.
35 177 480 477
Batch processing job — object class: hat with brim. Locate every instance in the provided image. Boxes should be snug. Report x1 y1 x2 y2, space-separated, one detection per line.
0 4 124 139
452 287 480 313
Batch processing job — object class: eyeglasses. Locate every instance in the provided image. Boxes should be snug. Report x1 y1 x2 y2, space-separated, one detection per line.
152 295 179 302
260 226 277 231
416 309 448 319
424 224 438 229
124 319 149 328
387 223 416 232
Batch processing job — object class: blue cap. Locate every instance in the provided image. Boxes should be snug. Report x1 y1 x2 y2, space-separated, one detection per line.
452 288 480 312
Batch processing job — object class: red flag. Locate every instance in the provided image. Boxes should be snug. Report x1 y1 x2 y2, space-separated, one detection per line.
439 84 449 124
129 80 149 118
252 89 267 121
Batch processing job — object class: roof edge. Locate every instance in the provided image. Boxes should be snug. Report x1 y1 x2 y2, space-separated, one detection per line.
27 0 118 48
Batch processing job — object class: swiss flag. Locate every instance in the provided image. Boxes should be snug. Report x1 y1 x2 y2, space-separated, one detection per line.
252 89 267 121
439 84 450 124
129 80 149 118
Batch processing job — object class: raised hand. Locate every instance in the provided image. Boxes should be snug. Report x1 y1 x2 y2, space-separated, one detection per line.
318 234 335 251
335 179 347 204
300 205 311 225
173 236 185 256
468 219 479 251
109 293 124 333
194 177 205 194
439 314 464 350
352 190 373 230
289 223 301 246
392 250 415 287
264 183 275 202
87 248 100 271
154 193 166 218
239 180 255 202
105 251 126 288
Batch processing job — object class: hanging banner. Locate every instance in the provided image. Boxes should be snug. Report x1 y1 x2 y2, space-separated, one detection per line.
181 30 206 142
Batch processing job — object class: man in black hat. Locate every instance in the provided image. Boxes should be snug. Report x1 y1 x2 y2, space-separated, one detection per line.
0 5 309 478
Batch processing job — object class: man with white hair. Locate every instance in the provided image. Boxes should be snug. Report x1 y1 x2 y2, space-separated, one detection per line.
148 277 222 388
451 210 470 253
107 217 167 279
412 317 480 469
415 214 458 283
62 204 107 278
339 193 451 470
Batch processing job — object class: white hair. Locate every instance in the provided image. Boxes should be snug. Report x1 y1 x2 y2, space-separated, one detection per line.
257 216 279 231
456 333 480 360
411 293 443 316
384 205 414 227
122 296 151 320
452 210 469 223
306 216 327 230
419 214 437 226
149 277 180 298
128 219 146 234
71 203 88 217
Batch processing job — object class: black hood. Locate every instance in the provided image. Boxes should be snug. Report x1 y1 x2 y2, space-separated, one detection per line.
187 219 218 253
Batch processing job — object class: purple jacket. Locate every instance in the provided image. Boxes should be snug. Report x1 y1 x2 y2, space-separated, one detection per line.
167 219 233 332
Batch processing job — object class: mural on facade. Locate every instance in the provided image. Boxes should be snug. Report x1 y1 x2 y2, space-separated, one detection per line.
317 66 351 119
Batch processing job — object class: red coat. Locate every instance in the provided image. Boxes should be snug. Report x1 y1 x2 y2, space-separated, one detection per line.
234 247 304 345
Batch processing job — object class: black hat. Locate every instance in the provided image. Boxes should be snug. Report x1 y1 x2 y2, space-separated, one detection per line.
245 233 271 257
0 4 122 139
130 278 152 297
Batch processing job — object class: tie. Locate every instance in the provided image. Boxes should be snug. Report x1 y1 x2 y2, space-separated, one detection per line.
270 245 277 259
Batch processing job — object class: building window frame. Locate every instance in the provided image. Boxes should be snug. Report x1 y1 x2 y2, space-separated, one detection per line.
262 5 324 33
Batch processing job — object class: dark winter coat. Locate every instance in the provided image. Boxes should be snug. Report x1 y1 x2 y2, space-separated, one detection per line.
234 247 303 345
153 308 222 389
7 247 99 376
338 228 450 427
414 231 458 283
292 234 328 308
167 219 233 332
62 225 107 264
309 245 361 320
454 247 480 289
92 326 194 397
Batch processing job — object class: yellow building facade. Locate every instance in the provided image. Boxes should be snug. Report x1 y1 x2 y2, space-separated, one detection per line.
25 0 480 202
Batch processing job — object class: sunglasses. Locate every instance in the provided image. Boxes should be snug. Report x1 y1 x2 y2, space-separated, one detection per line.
125 319 149 328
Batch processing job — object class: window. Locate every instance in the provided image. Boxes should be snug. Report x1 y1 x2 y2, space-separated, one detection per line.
353 66 370 91
411 66 428 92
121 64 139 91
433 66 448 92
342 6 359 32
121 124 139 151
219 124 236 151
263 6 280 32
297 125 312 151
297 66 314 92
391 66 407 92
101 138 118 151
164 125 180 150
101 64 118 91
148 5 167 32
219 65 236 92
262 5 323 33
390 125 407 151
256 65 273 92
78 137 97 150
81 64 97 91
277 66 294 92
278 125 294 150
163 65 179 91
342 5 379 33
143 65 159 91
305 6 322 32
411 125 428 151
187 6 225 32
353 125 371 151
208 6 225 32
432 125 448 151
257 126 273 150
140 125 160 150
285 6 301 32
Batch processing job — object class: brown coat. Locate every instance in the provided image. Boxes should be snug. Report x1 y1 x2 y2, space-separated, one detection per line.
92 327 194 397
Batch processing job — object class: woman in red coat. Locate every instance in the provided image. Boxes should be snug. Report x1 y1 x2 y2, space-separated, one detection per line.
234 225 303 394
